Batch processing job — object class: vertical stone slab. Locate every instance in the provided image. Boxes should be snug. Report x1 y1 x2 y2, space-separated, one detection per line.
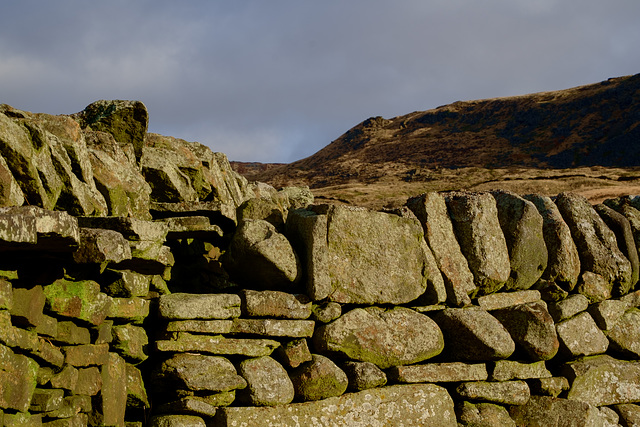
492 191 548 291
95 352 126 427
407 192 475 306
445 192 511 296
555 192 632 297
286 208 331 300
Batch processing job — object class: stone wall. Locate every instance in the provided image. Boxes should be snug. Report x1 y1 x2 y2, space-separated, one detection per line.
2 101 640 426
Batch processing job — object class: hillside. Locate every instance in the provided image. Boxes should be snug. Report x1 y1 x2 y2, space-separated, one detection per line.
234 74 640 208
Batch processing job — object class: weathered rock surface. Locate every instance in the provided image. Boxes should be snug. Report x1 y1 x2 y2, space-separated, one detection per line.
237 356 294 406
290 354 348 401
434 307 515 361
152 353 246 393
556 312 609 357
556 192 633 297
215 384 457 427
445 192 511 295
0 344 38 412
224 219 301 288
493 301 559 361
314 307 444 369
390 362 488 383
455 380 530 405
525 194 581 290
241 289 311 319
492 190 548 291
457 401 516 426
595 203 640 293
407 192 476 306
604 308 640 357
491 360 552 381
287 205 430 304
158 293 241 320
564 355 640 406
341 361 387 391
510 395 616 426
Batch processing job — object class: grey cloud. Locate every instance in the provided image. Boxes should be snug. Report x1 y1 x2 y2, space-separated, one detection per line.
1 1 639 162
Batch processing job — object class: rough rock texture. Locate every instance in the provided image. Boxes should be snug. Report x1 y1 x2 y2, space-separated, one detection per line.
605 308 640 357
492 191 548 291
445 192 511 295
215 384 457 427
434 307 515 361
223 219 301 288
457 401 516 427
556 192 633 297
237 356 294 406
287 205 430 304
455 380 530 405
493 301 559 361
556 312 609 357
314 307 444 369
563 355 640 406
510 395 615 426
407 192 476 306
290 354 348 401
158 293 241 320
152 353 246 393
525 194 581 290
341 361 387 391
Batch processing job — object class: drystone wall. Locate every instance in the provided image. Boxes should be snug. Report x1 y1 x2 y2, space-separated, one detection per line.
2 101 640 426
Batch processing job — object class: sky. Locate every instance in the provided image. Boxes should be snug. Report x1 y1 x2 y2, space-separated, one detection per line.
1 1 639 163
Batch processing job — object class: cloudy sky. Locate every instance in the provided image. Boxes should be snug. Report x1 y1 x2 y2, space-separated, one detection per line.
1 1 639 163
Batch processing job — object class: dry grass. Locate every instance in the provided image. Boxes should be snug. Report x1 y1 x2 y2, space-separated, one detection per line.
310 166 640 209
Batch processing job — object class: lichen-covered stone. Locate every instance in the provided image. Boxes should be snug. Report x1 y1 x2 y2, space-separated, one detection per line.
148 415 206 427
238 356 294 406
73 227 132 265
156 332 280 357
62 343 110 367
613 404 640 427
111 324 148 364
556 192 633 297
125 363 149 410
29 388 64 412
456 380 530 405
289 354 349 401
86 130 152 219
528 377 570 397
287 205 431 304
556 312 609 357
152 353 246 393
434 307 515 361
108 297 150 324
310 301 341 323
75 366 101 396
314 307 444 369
596 203 640 293
215 383 456 426
241 289 311 319
564 355 640 406
224 219 301 288
276 338 312 369
588 299 630 330
158 293 241 320
493 301 559 361
0 344 38 412
55 321 91 345
510 395 611 426
445 192 511 295
457 401 516 427
407 192 476 306
605 308 640 357
525 194 581 290
390 362 488 383
548 294 590 322
229 318 315 338
476 290 541 311
491 360 552 381
341 361 387 391
10 285 45 328
492 190 548 291
43 278 112 326
102 269 151 298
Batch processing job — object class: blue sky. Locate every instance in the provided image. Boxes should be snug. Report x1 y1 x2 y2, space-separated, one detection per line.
1 1 639 162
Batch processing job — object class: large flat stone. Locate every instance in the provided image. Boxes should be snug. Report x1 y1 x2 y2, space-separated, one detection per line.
158 293 241 320
287 205 430 304
156 332 280 357
390 362 488 383
214 384 456 427
314 307 443 369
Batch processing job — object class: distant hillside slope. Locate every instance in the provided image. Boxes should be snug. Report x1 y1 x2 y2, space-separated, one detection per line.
248 74 640 189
